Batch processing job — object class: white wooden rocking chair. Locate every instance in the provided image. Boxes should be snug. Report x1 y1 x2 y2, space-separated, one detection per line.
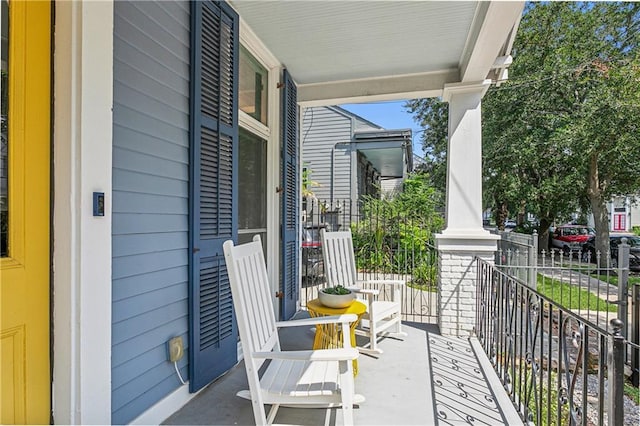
320 229 407 354
223 236 364 426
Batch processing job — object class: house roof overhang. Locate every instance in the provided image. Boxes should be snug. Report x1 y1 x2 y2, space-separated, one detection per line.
230 1 524 106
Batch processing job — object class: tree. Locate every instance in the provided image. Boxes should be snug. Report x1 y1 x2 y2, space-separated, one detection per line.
407 2 640 263
405 99 448 193
498 2 640 264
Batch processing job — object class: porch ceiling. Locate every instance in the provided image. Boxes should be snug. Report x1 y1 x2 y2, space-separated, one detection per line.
230 1 525 106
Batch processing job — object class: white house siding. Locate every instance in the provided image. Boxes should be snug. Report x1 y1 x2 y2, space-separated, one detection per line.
632 201 640 229
381 177 403 198
111 2 190 423
301 106 353 202
353 115 383 132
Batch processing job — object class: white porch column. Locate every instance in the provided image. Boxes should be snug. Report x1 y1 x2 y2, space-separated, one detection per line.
436 81 498 337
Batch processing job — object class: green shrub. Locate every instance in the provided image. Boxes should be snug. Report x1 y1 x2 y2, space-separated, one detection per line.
408 262 438 291
351 174 443 276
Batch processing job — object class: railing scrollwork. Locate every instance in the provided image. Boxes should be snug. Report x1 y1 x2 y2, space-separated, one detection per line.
475 258 636 425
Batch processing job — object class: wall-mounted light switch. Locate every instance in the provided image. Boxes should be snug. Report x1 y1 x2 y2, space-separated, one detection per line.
93 192 105 216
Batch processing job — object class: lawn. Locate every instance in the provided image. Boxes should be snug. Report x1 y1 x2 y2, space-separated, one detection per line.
536 274 617 312
592 273 640 287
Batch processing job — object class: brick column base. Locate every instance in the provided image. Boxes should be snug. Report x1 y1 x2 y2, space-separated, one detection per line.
436 233 498 337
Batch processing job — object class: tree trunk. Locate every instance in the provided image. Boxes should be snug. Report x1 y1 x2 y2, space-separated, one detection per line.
495 199 508 231
586 153 610 269
517 200 526 226
538 216 552 253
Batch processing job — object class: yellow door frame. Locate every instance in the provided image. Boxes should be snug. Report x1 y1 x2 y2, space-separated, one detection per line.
0 1 52 423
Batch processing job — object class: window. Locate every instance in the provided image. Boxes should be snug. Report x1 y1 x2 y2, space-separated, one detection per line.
238 129 266 245
239 46 267 125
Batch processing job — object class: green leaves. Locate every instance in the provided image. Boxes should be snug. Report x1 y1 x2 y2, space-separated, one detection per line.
485 2 640 228
406 2 640 238
322 285 352 295
351 172 443 273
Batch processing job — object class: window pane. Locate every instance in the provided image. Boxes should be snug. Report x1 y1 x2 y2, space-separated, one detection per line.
238 129 266 230
239 46 267 125
1 0 9 257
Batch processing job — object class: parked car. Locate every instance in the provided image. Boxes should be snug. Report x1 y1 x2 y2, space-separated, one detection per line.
550 224 595 254
581 234 640 271
301 224 326 280
504 219 517 229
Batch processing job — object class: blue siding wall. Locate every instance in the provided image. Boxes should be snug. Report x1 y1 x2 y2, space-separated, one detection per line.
112 1 190 423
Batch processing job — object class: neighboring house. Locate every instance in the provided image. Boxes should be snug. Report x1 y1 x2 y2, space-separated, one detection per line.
301 106 412 207
586 195 640 232
609 195 640 232
0 1 524 424
632 199 640 231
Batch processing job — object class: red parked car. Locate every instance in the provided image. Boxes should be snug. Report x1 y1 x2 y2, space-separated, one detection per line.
550 224 595 254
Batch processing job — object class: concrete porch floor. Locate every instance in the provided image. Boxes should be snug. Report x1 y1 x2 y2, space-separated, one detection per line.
163 313 523 425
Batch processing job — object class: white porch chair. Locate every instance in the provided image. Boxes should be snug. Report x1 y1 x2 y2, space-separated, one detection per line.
223 236 364 426
320 229 407 354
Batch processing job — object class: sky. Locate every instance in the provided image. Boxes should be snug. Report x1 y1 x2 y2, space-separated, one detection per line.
340 100 425 157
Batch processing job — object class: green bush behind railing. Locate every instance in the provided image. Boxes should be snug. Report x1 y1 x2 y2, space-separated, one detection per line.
350 174 444 289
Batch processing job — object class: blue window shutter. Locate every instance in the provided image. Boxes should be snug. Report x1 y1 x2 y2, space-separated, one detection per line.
280 69 299 320
188 0 239 393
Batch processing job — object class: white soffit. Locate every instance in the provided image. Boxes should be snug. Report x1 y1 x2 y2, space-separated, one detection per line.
360 147 404 177
231 1 524 105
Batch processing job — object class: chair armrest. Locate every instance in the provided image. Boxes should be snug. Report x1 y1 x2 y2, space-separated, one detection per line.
349 287 379 296
275 314 358 328
253 347 359 361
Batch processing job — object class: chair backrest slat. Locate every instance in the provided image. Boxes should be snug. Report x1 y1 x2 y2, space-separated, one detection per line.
224 236 279 366
321 230 358 287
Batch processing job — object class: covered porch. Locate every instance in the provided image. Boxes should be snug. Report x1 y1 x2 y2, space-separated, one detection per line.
231 0 526 335
164 315 522 425
164 2 527 423
43 1 529 424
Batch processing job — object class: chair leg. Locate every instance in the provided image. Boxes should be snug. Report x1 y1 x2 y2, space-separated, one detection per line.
369 318 378 353
394 313 402 334
339 360 354 425
244 364 270 425
252 399 268 426
266 404 280 425
358 346 383 355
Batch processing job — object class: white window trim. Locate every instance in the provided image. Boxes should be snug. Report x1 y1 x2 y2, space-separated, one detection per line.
239 228 268 235
239 110 270 139
239 16 279 70
239 18 284 317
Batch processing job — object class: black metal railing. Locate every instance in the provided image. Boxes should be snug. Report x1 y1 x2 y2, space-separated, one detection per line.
497 250 620 329
301 198 439 323
476 258 639 425
495 240 639 382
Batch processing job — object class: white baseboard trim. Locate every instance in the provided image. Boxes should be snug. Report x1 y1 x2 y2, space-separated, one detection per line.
131 343 246 425
129 383 199 425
